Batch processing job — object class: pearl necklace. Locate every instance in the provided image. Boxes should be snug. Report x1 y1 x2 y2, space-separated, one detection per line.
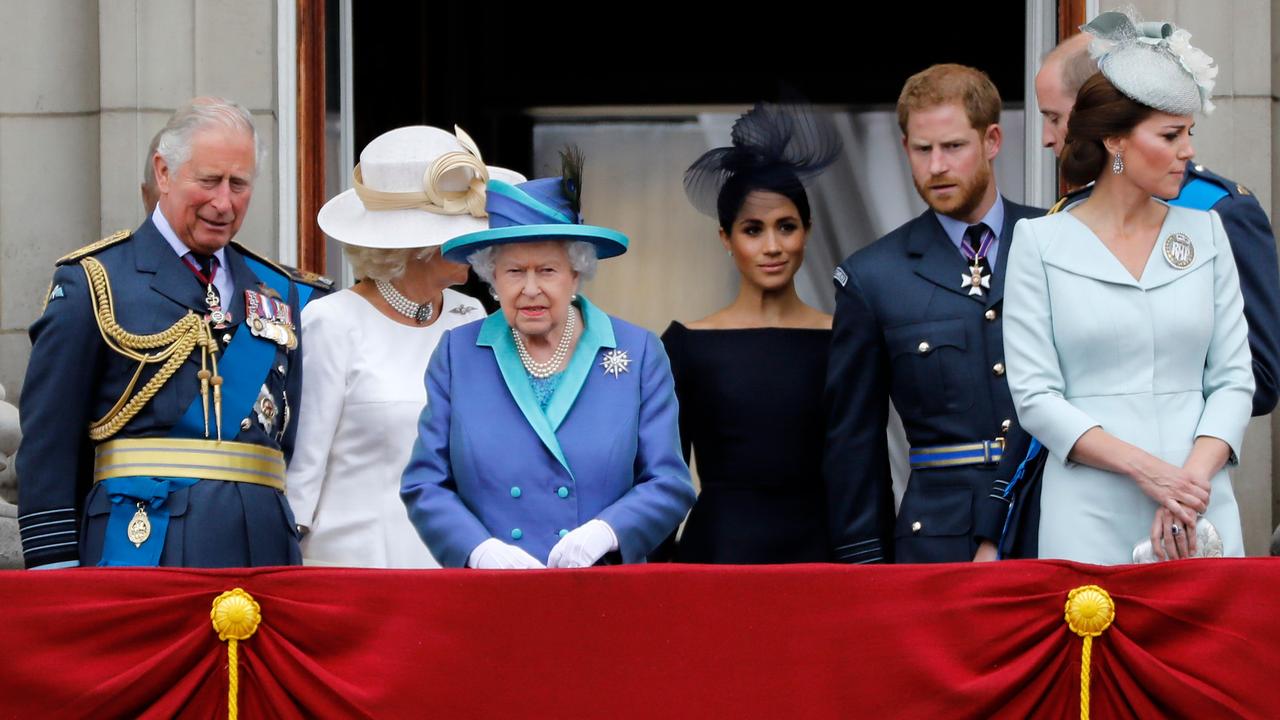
375 279 434 324
512 305 577 379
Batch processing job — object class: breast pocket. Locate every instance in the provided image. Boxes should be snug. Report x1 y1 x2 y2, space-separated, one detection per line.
885 318 975 416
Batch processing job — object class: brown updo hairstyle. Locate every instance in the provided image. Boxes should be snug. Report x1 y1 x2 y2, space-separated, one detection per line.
1060 73 1157 187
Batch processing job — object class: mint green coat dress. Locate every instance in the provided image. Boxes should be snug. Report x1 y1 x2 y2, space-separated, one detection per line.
1003 204 1252 564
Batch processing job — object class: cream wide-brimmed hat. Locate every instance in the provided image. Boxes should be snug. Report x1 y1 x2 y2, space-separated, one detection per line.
318 125 527 249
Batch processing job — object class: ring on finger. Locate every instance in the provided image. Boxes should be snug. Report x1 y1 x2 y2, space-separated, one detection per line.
1171 524 1181 536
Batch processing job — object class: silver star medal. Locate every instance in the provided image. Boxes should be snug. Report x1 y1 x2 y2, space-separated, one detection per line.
961 261 990 297
600 349 631 378
254 383 277 433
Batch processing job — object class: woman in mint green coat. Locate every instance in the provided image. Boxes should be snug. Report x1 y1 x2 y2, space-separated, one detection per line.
1003 12 1251 564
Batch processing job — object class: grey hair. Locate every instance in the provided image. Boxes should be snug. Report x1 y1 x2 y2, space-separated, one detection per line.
468 240 599 287
142 128 163 191
155 97 261 176
344 246 438 282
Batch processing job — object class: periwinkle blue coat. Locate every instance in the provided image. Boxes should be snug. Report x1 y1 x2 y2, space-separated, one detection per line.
401 297 696 567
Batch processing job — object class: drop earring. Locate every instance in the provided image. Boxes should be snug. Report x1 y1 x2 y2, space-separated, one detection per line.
1112 152 1124 175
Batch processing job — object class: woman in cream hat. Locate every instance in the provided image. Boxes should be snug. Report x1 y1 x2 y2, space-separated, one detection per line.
286 125 524 567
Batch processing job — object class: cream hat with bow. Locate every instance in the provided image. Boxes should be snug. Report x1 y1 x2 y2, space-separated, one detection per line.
318 125 527 249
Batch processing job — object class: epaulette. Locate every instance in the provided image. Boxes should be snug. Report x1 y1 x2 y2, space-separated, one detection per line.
1188 164 1252 198
283 265 335 292
1047 184 1093 215
55 229 131 266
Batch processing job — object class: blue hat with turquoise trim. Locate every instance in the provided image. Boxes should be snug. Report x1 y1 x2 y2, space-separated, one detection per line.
442 174 629 263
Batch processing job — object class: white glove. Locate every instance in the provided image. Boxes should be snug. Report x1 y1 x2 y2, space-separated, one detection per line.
547 519 618 568
467 538 547 569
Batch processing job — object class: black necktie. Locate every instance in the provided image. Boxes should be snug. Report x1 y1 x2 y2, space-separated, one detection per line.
191 253 220 304
963 224 990 271
963 223 986 254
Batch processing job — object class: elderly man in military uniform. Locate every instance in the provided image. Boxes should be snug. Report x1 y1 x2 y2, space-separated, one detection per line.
823 64 1045 564
17 97 325 568
974 28 1280 561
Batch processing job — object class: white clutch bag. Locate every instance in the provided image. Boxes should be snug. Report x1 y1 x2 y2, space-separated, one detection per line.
1133 517 1223 563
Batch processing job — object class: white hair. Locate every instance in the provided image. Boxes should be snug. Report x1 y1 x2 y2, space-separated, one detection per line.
468 240 599 287
155 97 261 176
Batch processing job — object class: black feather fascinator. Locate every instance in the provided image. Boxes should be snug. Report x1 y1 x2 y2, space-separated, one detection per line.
559 145 585 220
683 102 841 219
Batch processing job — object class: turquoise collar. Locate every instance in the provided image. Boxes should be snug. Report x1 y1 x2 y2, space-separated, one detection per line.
477 295 616 476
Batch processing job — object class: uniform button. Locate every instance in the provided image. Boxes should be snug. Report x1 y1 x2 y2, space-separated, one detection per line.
1001 419 1012 433
558 529 569 539
510 486 522 498
917 341 930 353
222 333 233 345
911 521 922 534
556 486 569 498
276 364 286 375
510 528 523 540
992 362 1005 376
240 418 252 431
984 309 997 321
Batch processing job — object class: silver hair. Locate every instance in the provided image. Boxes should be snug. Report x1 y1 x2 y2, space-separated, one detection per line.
468 240 599 287
344 246 438 282
155 97 261 176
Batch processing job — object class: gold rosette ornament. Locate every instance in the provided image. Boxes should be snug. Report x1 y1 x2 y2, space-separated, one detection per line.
211 588 262 719
1064 585 1116 720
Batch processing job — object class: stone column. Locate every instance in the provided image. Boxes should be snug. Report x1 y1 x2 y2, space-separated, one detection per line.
0 1 102 403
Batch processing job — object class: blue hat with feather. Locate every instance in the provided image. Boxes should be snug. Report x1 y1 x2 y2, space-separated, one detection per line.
442 148 629 263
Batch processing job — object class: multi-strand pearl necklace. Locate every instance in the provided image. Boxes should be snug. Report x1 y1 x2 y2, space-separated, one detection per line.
512 305 577 379
375 279 434 324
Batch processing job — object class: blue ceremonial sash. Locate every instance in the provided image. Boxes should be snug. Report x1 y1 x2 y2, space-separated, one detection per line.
996 437 1043 560
98 476 198 566
1170 177 1228 211
173 256 291 440
296 283 316 309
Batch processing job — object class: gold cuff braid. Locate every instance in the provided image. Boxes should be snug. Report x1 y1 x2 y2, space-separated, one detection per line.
81 257 219 441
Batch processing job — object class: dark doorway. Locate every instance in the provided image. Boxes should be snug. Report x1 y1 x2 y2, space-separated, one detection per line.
350 3 1027 179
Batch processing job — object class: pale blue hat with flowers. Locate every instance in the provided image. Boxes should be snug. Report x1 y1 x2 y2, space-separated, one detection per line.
1084 9 1217 115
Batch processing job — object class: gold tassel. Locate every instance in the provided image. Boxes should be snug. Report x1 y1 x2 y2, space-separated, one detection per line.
1064 585 1116 720
211 588 261 720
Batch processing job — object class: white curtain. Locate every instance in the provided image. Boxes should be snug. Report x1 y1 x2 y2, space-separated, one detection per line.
534 109 1026 509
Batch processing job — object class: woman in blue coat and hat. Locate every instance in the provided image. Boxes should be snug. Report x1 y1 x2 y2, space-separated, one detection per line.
400 150 697 569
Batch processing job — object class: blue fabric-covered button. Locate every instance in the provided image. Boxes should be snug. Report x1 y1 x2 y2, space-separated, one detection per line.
510 486 522 498
558 529 569 538
511 528 523 540
556 486 569 498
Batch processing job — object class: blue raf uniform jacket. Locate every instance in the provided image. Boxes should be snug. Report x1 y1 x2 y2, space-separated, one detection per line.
16 218 320 568
823 197 1044 564
978 161 1280 557
400 296 696 568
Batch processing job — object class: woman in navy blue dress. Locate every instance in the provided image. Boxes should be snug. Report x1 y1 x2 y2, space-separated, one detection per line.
664 103 841 563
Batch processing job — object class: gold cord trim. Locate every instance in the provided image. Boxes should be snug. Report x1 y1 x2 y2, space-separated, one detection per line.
81 257 221 440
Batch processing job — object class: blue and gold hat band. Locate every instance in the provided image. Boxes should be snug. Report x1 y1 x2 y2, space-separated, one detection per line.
442 178 629 263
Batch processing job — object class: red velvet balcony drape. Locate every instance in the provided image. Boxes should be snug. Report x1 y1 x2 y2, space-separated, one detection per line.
1 560 1277 719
